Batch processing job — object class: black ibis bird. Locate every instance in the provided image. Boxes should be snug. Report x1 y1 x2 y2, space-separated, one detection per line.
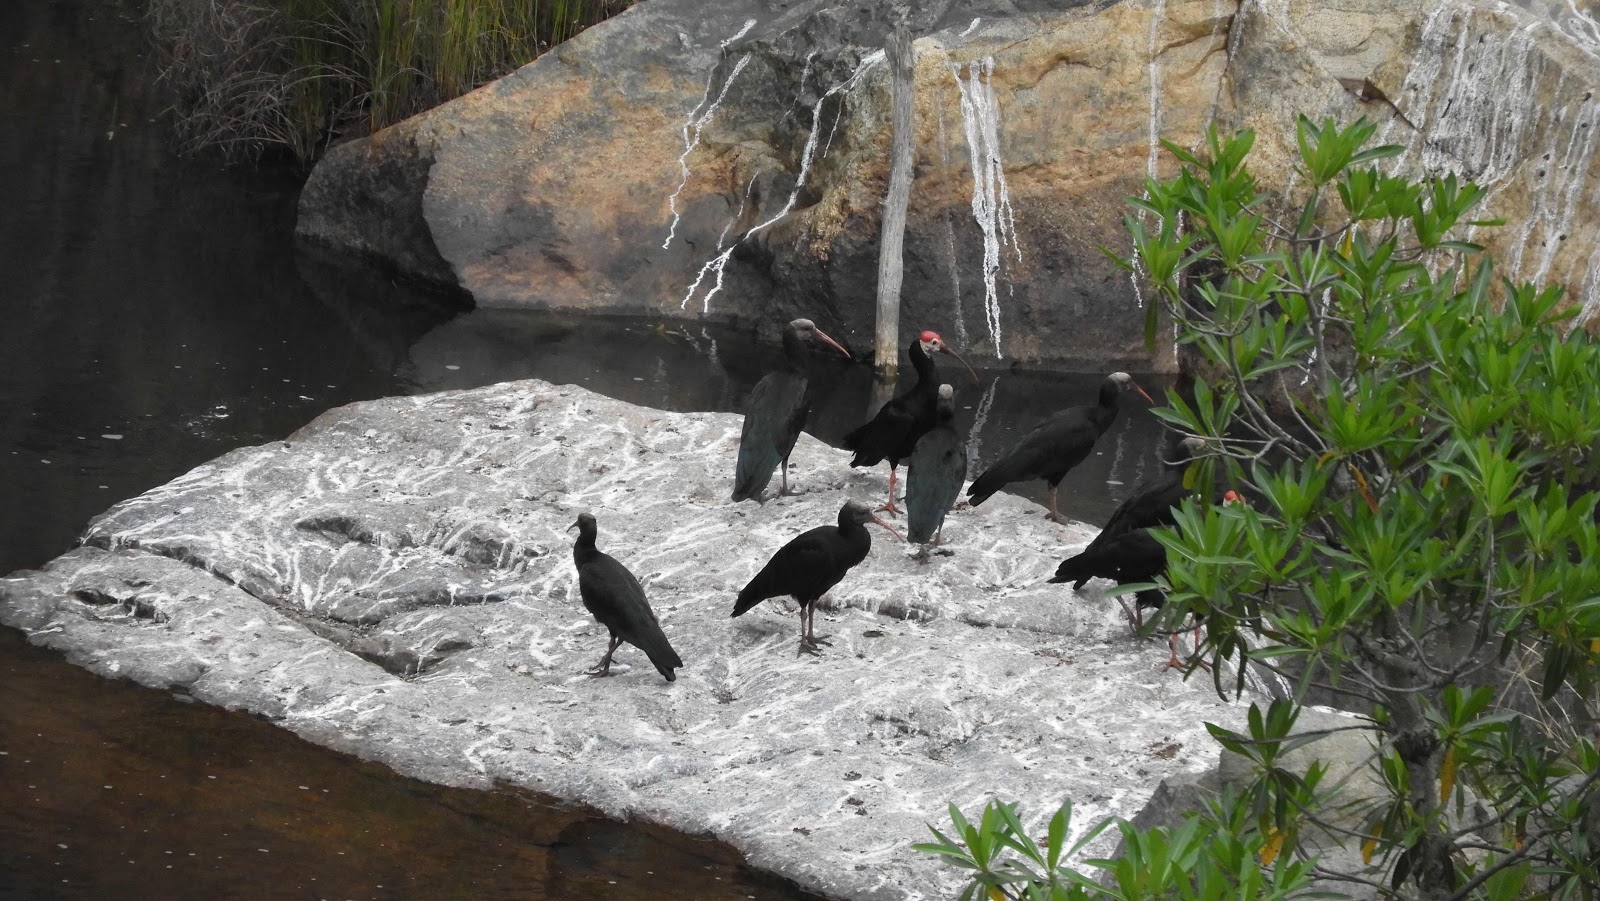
732 499 902 654
841 330 975 514
905 384 967 552
965 371 1154 524
1056 435 1207 589
732 318 851 502
1049 489 1241 669
1047 527 1188 668
569 512 684 681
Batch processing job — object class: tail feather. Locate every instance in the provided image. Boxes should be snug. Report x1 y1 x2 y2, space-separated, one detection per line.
1048 552 1097 588
966 467 1006 506
732 441 779 502
628 625 683 681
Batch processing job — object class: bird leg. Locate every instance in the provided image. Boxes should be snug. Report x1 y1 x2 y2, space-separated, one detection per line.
797 604 832 655
587 635 622 677
1116 596 1141 632
1047 485 1068 525
778 457 800 497
877 465 902 516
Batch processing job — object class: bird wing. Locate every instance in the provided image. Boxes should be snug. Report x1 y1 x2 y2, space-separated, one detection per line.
579 552 683 678
906 425 968 544
733 373 808 500
842 399 916 467
969 409 1098 502
733 527 841 615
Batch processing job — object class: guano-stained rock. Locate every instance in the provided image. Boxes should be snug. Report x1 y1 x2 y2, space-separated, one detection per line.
296 0 1600 369
0 380 1252 900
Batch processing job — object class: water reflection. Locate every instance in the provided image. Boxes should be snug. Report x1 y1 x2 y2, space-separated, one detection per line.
401 308 1174 526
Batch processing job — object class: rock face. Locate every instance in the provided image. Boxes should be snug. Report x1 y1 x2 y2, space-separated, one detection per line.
0 380 1253 900
296 0 1600 370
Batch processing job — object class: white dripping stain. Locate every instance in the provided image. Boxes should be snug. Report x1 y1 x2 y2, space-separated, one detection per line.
681 50 887 312
662 18 759 251
1384 2 1600 328
1127 0 1170 327
966 375 1001 471
951 57 1018 359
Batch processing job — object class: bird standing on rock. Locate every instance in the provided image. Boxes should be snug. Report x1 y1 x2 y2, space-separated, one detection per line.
905 384 967 552
841 330 976 514
732 318 851 503
569 513 684 681
732 499 902 654
966 371 1154 524
1049 489 1241 669
1057 435 1207 588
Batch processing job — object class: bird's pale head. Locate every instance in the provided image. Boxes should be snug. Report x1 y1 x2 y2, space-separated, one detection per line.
791 318 850 358
841 499 904 542
1107 371 1156 404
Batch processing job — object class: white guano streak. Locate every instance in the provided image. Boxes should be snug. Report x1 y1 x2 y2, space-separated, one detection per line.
661 19 759 250
951 57 1018 359
680 50 887 312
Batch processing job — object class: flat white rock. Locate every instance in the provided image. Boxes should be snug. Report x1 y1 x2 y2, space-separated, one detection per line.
0 380 1248 900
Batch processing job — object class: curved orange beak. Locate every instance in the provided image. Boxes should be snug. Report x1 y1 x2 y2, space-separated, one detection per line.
813 327 851 360
938 343 979 382
868 514 904 542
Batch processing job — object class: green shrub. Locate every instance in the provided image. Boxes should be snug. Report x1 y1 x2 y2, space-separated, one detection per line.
148 0 625 163
922 118 1600 900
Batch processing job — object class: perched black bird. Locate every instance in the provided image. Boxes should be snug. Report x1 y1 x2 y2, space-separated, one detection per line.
569 513 684 681
905 384 967 551
966 371 1154 524
842 330 975 514
1057 435 1207 589
732 499 902 654
732 318 851 502
1047 528 1187 668
1049 489 1241 669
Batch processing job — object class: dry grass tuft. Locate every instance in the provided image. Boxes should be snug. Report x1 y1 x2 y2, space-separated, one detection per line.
149 0 626 164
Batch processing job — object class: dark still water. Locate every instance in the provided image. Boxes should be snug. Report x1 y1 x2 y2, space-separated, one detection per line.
0 0 1169 897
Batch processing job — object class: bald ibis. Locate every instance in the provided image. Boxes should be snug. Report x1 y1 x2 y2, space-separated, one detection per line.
732 318 850 502
965 371 1153 524
1057 435 1206 589
841 331 975 513
732 499 902 654
1047 527 1189 668
569 513 684 681
905 384 967 552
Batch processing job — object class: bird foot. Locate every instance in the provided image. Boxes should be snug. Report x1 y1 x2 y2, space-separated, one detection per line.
585 666 614 678
797 640 825 657
1047 513 1071 525
875 503 901 517
809 634 834 646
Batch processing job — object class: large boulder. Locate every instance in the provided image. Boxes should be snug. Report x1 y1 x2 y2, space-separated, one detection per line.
297 0 1600 370
0 380 1257 900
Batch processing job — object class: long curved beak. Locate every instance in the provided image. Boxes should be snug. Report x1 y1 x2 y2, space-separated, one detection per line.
813 328 851 360
566 520 580 533
1131 381 1155 404
869 514 905 542
938 344 979 382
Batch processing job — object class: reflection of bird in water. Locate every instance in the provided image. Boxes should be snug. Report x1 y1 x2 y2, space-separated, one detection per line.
569 513 683 681
1057 435 1206 589
966 371 1153 524
732 318 850 502
905 384 966 553
732 500 902 654
842 331 975 514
